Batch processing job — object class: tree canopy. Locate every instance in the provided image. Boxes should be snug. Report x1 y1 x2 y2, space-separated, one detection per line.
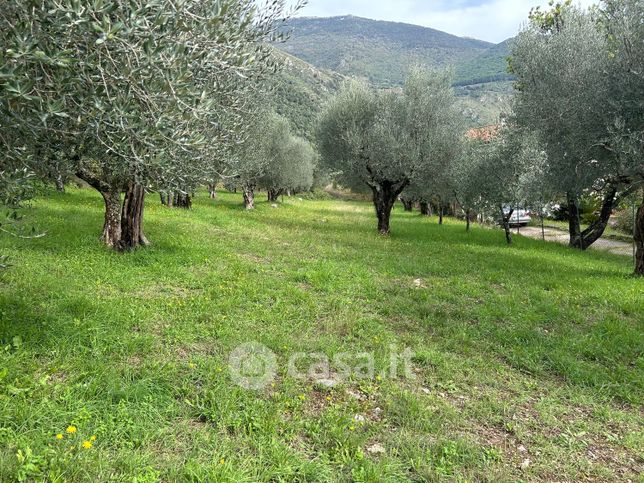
510 0 643 255
1 0 302 249
317 67 463 234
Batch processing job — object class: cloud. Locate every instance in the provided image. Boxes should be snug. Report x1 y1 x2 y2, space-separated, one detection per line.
292 0 598 43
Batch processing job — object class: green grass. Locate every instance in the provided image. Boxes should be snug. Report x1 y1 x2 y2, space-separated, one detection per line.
1 188 642 481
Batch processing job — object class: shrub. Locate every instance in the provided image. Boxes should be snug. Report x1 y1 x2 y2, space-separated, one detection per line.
612 209 635 235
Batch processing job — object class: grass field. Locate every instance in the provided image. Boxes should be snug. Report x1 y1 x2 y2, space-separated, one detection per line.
1 188 642 481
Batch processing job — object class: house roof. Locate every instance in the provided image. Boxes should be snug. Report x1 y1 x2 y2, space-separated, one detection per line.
467 124 500 142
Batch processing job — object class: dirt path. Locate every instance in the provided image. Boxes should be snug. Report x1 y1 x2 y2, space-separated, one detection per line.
517 226 633 257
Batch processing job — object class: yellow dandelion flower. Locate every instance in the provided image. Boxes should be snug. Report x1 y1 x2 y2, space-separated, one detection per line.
219 458 225 465
66 426 77 434
82 440 93 449
55 433 63 440
376 375 382 381
90 435 97 442
188 363 196 369
325 396 332 401
298 394 306 401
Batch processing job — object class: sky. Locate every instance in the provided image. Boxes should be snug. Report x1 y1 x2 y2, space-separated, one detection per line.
289 0 597 43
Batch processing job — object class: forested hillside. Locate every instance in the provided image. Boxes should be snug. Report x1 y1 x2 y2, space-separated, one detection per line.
454 39 515 86
278 16 511 87
273 49 513 129
270 50 345 139
274 16 515 127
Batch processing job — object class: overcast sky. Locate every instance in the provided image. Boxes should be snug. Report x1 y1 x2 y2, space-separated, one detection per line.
289 0 597 43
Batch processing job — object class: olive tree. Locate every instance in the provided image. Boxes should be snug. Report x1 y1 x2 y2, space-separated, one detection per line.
447 139 488 232
317 68 463 234
511 2 639 250
234 111 316 207
512 0 643 273
403 69 464 225
1 0 302 250
401 128 462 222
600 0 644 275
402 173 454 223
260 135 316 202
466 126 547 244
234 112 289 209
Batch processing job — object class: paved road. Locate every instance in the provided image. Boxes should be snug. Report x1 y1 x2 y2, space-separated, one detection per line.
516 226 633 257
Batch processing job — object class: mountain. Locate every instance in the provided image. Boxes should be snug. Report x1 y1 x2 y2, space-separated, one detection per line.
454 39 514 86
270 16 516 129
269 49 345 139
269 52 512 134
277 15 512 87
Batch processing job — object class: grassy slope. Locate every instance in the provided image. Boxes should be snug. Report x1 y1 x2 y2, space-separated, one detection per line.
0 189 642 481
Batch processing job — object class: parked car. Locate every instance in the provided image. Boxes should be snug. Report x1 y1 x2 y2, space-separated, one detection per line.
498 206 531 227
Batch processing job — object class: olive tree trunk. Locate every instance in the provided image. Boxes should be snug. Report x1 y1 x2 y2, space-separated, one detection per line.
419 201 431 216
76 170 148 251
55 173 65 192
466 208 472 232
267 188 283 203
371 180 408 235
160 191 174 207
499 205 514 245
100 190 122 248
175 193 192 209
567 187 617 250
635 194 644 276
243 183 255 210
208 183 217 199
119 182 148 251
438 201 444 225
401 198 413 212
77 169 124 249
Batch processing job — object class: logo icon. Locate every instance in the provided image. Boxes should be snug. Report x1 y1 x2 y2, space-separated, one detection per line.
228 342 277 390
